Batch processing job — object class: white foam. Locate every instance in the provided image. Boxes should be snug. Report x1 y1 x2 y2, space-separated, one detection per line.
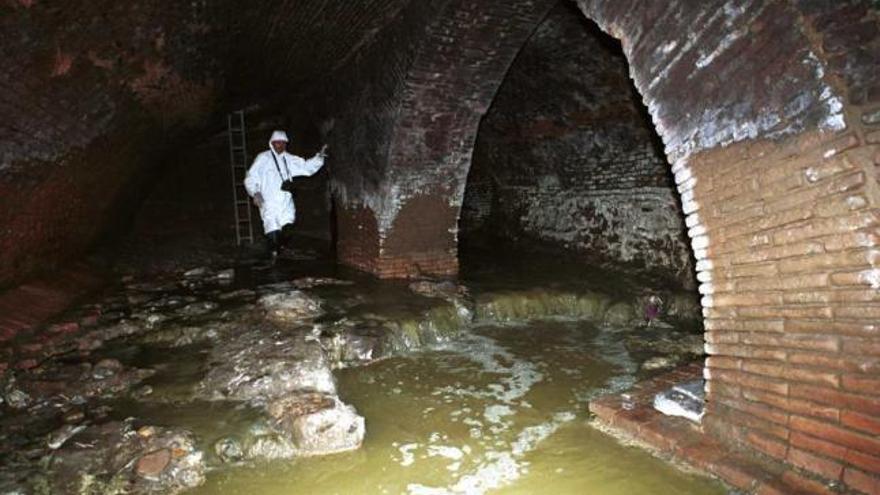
398 443 419 467
428 445 465 461
484 404 514 424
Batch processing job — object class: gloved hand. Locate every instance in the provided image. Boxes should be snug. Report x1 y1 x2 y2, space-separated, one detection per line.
253 193 264 208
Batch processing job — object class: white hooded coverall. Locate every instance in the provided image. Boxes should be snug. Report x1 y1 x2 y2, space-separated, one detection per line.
244 132 325 234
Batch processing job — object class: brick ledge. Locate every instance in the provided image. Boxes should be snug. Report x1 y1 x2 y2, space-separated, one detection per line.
589 363 875 494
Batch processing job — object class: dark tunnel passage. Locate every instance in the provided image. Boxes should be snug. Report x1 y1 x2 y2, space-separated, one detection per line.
1 1 879 494
460 3 695 290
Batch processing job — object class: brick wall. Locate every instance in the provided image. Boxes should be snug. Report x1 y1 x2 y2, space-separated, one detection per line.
323 0 556 278
0 0 230 288
462 3 694 286
697 129 880 493
578 0 880 491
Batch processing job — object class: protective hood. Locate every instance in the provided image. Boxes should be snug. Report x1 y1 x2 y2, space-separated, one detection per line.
269 130 290 155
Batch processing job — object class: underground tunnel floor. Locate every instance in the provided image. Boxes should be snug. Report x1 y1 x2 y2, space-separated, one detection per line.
0 246 724 494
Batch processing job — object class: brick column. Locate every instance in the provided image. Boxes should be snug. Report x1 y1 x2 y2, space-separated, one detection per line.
577 0 880 491
691 130 880 487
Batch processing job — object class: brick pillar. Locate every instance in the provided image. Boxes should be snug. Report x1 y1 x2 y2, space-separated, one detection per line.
576 0 880 490
693 130 880 486
335 204 382 275
335 193 459 279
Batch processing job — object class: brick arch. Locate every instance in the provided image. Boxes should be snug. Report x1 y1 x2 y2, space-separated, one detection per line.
572 1 880 492
330 0 557 278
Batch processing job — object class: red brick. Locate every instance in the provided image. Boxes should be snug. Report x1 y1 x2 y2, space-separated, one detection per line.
843 467 880 495
743 388 840 422
783 288 880 305
787 351 880 374
711 400 791 440
719 395 789 425
842 375 880 394
791 431 848 462
706 356 742 370
777 469 837 495
746 431 789 460
781 367 840 388
714 455 764 490
708 343 788 361
675 438 728 470
790 384 880 416
741 333 840 352
843 338 880 356
705 330 740 344
709 368 790 396
842 410 880 436
588 396 619 421
638 418 679 453
790 416 880 457
847 450 880 475
788 447 844 481
705 318 785 332
784 319 879 337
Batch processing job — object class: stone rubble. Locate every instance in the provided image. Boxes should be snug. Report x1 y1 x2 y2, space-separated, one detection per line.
0 263 703 493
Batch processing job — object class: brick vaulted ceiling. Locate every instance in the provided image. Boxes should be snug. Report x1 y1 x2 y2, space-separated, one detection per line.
2 1 880 492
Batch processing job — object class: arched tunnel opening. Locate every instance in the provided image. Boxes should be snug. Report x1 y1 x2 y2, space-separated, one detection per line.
1 1 879 494
459 3 696 293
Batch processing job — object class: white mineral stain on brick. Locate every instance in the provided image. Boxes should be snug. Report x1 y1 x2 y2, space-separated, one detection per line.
860 269 880 289
804 167 820 183
703 361 714 375
691 235 709 250
680 188 695 206
682 196 700 215
847 195 868 210
856 232 877 248
812 59 848 132
689 224 707 237
695 27 744 69
677 176 697 195
674 163 693 184
823 148 837 159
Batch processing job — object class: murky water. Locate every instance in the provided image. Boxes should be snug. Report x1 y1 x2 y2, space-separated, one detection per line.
0 245 718 494
190 320 722 495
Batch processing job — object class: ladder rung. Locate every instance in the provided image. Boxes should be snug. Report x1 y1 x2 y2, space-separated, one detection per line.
229 110 253 246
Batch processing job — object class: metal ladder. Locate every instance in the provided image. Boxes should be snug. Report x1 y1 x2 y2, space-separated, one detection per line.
227 110 255 245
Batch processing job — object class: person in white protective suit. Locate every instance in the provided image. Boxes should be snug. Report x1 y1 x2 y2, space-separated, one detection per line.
244 130 327 258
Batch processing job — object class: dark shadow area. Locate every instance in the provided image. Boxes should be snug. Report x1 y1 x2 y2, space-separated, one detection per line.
88 113 335 278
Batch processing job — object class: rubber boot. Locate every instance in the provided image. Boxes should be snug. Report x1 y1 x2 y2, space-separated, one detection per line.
266 230 281 261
